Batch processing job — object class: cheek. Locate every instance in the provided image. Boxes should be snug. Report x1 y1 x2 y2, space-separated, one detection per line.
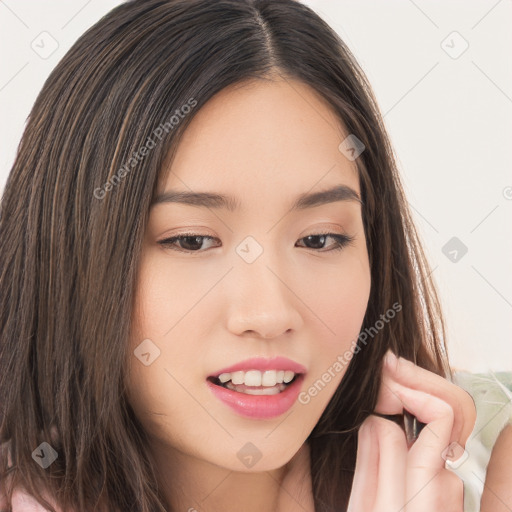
127 250 215 424
126 314 199 444
131 250 204 338
299 250 371 344
295 254 370 410
324 274 370 341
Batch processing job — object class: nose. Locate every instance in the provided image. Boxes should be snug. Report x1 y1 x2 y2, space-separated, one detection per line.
225 259 303 339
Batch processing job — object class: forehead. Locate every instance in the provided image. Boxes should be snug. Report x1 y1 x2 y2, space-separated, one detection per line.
158 78 360 208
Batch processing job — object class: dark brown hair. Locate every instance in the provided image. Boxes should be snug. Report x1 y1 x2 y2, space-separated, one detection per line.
0 1 451 510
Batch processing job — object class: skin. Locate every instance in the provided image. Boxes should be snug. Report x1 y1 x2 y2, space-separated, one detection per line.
349 351 475 511
480 424 512 511
349 355 512 511
125 76 504 512
126 77 371 512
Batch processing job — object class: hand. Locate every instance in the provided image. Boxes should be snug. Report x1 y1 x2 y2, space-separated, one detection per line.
347 349 476 512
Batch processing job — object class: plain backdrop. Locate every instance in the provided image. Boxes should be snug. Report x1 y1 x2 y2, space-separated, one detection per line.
0 0 511 372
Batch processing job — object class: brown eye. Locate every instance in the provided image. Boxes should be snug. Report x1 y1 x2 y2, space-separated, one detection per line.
158 232 354 254
295 233 354 252
158 234 219 252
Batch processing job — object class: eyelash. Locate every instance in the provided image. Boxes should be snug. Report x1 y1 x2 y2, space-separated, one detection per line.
158 231 355 254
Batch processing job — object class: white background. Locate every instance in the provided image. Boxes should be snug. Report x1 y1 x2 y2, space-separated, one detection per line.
0 0 511 372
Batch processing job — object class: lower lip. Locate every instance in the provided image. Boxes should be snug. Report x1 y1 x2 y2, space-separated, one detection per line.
206 375 305 419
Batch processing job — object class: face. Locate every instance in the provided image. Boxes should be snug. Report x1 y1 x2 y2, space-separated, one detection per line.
126 77 371 473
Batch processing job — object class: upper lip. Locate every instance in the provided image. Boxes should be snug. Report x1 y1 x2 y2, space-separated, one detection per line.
208 357 307 378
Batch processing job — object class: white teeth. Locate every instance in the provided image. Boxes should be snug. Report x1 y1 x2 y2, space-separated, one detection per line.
215 369 297 387
224 381 286 394
231 371 245 385
283 370 295 384
245 370 262 386
261 370 277 386
218 373 231 383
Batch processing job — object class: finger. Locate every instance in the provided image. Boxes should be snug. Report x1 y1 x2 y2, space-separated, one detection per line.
393 383 454 470
389 383 461 512
439 470 464 512
381 351 476 447
347 415 379 511
371 415 407 511
374 373 428 448
374 369 407 415
407 467 464 512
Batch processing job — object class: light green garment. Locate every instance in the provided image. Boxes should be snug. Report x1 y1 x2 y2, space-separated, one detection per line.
450 371 512 512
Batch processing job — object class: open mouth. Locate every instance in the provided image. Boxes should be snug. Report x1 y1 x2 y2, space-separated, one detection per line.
206 372 302 396
205 367 307 419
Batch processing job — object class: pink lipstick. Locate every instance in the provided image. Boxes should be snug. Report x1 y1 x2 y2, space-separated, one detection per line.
206 356 307 419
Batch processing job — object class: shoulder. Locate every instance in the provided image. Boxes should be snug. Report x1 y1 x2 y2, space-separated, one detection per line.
1 428 66 512
0 440 61 512
481 423 512 511
450 370 512 511
11 488 56 512
1 474 52 512
1 484 64 512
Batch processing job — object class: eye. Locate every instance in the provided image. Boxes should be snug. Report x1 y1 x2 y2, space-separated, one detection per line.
295 232 355 252
158 233 220 253
157 232 355 253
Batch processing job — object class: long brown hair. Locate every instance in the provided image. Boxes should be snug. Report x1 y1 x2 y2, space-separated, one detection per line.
0 1 451 511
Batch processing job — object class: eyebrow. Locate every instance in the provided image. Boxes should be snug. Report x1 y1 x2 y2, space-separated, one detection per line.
151 184 362 211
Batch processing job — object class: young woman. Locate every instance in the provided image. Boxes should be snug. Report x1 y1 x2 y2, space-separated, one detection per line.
0 1 510 511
